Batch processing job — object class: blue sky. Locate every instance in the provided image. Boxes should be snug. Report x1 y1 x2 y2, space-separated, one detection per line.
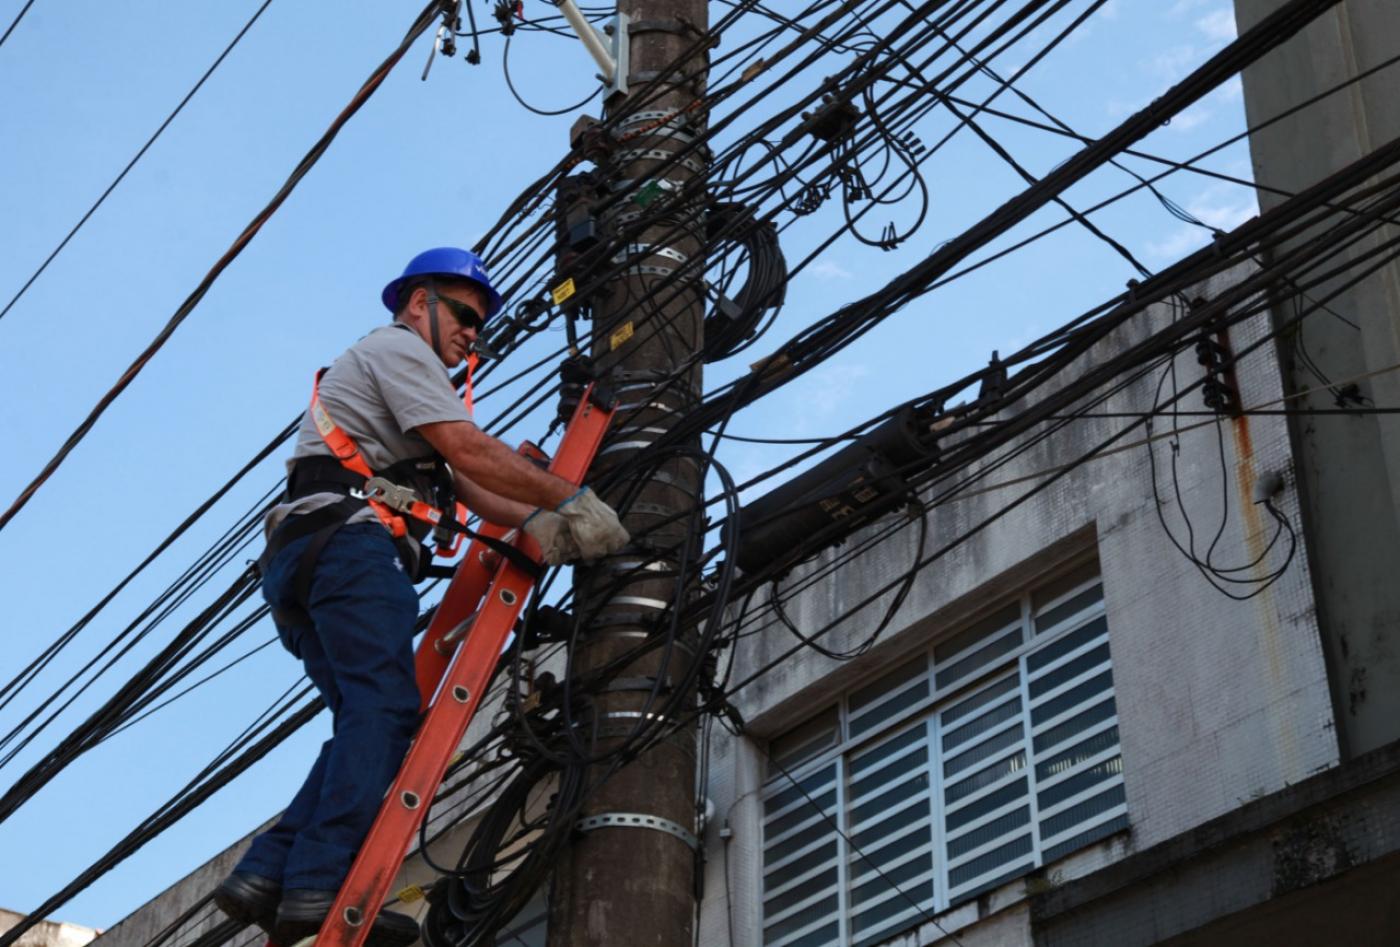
0 0 1260 929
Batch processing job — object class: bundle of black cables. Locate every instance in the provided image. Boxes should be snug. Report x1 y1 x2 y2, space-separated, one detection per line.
703 202 787 363
421 750 587 947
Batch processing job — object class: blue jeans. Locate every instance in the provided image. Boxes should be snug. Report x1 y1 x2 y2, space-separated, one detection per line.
236 522 422 891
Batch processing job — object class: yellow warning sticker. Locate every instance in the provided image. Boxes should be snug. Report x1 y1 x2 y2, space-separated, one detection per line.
610 321 635 351
397 884 426 903
551 278 576 305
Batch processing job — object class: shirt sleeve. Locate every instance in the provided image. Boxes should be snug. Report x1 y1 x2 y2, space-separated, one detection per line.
365 326 475 432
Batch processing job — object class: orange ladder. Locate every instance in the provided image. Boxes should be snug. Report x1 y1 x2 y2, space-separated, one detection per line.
305 383 614 947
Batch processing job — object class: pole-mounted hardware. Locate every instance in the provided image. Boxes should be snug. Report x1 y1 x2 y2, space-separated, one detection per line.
553 0 630 97
574 812 701 851
422 0 481 81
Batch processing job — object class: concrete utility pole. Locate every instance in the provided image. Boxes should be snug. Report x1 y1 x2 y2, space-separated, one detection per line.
547 0 710 941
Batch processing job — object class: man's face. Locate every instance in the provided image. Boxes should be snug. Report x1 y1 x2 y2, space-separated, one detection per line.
406 282 488 367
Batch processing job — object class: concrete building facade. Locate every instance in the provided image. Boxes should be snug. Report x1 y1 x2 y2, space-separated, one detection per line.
696 263 1346 947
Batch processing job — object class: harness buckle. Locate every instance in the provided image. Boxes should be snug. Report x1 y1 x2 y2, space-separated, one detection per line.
359 477 421 513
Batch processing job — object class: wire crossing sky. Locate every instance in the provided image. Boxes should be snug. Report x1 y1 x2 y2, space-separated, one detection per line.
3 0 1385 935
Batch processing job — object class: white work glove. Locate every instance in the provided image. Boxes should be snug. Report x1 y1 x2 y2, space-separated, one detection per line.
555 487 630 561
522 509 582 565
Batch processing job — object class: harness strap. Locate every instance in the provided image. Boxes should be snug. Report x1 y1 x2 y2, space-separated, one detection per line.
310 369 407 538
421 515 542 580
310 369 373 479
287 457 365 500
257 497 364 628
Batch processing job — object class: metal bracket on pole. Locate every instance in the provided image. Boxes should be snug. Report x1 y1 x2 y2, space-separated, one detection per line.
555 0 630 97
575 812 701 851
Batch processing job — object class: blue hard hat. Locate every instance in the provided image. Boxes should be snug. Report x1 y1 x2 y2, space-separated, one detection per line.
381 247 505 319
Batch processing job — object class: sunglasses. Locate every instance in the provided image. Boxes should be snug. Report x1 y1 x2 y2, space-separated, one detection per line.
431 293 485 333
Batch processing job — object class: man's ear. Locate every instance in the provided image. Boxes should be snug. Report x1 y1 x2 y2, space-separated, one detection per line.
405 285 429 317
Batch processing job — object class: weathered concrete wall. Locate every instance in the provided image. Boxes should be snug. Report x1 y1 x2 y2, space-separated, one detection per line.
0 911 100 947
92 835 250 947
1030 739 1400 947
698 265 1337 946
1235 0 1400 757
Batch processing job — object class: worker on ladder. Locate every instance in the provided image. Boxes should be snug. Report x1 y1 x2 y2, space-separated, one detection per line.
212 247 629 945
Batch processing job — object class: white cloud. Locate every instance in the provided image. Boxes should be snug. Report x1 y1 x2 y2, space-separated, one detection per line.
1167 103 1214 133
1144 45 1198 83
1145 189 1258 261
1188 195 1257 232
1195 8 1237 42
1168 0 1213 16
1214 75 1244 103
1146 226 1212 261
1105 97 1136 119
1226 154 1254 177
807 258 854 281
801 363 871 420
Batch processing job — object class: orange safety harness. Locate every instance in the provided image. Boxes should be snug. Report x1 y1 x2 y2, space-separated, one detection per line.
309 368 457 542
259 353 543 630
307 359 496 562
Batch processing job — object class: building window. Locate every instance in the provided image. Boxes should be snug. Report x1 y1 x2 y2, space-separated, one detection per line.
761 562 1127 947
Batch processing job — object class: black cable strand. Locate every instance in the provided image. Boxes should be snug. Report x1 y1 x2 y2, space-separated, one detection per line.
0 0 35 50
0 0 278 323
18 6 1393 939
501 31 602 116
0 692 323 947
0 0 445 533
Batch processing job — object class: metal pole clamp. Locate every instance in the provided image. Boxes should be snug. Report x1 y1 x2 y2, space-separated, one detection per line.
575 811 701 851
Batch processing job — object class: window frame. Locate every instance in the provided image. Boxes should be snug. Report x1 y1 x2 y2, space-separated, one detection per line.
760 562 1126 947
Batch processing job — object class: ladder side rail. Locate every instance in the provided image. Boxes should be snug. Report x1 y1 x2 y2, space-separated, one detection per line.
413 521 511 708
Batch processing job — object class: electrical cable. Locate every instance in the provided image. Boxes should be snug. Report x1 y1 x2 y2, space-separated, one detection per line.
0 0 278 323
0 0 444 534
19 4 1400 943
358 25 1400 935
0 0 35 50
0 419 291 717
0 688 323 947
501 32 602 115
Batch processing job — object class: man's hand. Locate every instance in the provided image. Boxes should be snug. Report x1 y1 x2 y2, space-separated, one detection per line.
522 509 581 565
556 488 630 561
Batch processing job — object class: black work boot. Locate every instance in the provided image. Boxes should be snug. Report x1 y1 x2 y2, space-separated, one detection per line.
213 872 281 932
274 890 420 947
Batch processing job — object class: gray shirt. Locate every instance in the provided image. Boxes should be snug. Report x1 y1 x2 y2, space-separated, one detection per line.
265 321 474 539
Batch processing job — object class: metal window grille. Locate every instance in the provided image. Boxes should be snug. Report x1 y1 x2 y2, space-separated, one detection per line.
760 566 1125 946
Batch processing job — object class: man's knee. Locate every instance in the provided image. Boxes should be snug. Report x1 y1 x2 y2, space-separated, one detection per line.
338 674 420 729
383 675 422 730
